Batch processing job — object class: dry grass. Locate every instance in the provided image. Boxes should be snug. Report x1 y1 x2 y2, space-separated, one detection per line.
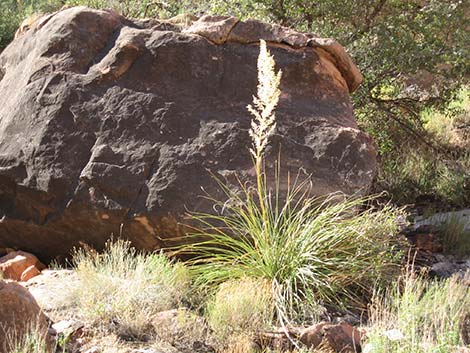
3 323 50 353
206 277 274 345
65 240 190 340
365 268 470 352
438 217 470 256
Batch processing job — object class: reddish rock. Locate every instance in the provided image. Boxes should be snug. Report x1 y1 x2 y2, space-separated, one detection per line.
183 15 239 44
227 18 310 48
299 322 363 352
0 280 49 353
408 232 443 252
20 264 42 282
0 7 373 262
0 251 44 281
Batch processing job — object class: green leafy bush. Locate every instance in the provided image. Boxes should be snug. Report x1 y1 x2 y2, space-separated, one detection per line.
377 148 469 207
0 0 63 49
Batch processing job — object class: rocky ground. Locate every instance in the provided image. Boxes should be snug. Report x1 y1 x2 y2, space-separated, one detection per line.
1 208 469 353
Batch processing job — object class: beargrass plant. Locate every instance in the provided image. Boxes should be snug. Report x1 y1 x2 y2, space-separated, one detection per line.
183 40 405 326
67 240 190 340
365 268 470 353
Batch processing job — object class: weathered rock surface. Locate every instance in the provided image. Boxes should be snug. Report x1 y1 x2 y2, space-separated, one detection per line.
299 322 363 352
0 280 49 353
0 7 374 262
0 250 45 281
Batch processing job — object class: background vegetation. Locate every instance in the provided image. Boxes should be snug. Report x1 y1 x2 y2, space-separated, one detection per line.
1 0 468 207
366 269 470 352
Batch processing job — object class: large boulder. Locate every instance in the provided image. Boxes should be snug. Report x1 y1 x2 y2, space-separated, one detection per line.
0 7 375 262
0 280 49 353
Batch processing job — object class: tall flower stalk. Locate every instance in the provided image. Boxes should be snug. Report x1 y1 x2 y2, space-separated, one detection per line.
182 39 404 330
247 39 282 221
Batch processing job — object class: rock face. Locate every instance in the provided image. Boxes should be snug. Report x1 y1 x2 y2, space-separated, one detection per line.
0 7 375 262
0 280 49 352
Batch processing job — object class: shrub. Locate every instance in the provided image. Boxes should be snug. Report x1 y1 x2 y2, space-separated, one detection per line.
0 0 63 50
365 269 470 352
185 187 404 324
67 240 190 340
206 277 274 342
377 148 469 207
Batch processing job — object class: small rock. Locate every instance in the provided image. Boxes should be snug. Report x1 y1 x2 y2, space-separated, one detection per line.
83 346 100 353
50 319 85 353
51 319 84 335
0 251 44 281
299 322 363 352
299 322 328 348
408 232 443 252
384 328 404 341
430 260 470 279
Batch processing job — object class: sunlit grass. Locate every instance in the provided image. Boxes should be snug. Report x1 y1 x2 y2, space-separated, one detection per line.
66 240 190 339
365 269 470 353
206 277 274 344
4 323 50 353
182 179 405 325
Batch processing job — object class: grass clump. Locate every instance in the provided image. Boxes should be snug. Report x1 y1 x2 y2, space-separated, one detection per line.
182 40 405 328
422 88 470 150
206 277 274 342
186 188 404 324
438 217 470 256
67 239 189 340
365 269 470 352
378 147 469 207
4 323 50 353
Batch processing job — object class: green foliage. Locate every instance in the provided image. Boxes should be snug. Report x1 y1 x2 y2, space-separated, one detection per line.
63 0 198 18
184 183 404 324
366 270 470 352
67 240 190 339
422 88 470 150
0 0 63 49
377 147 469 207
438 217 470 256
